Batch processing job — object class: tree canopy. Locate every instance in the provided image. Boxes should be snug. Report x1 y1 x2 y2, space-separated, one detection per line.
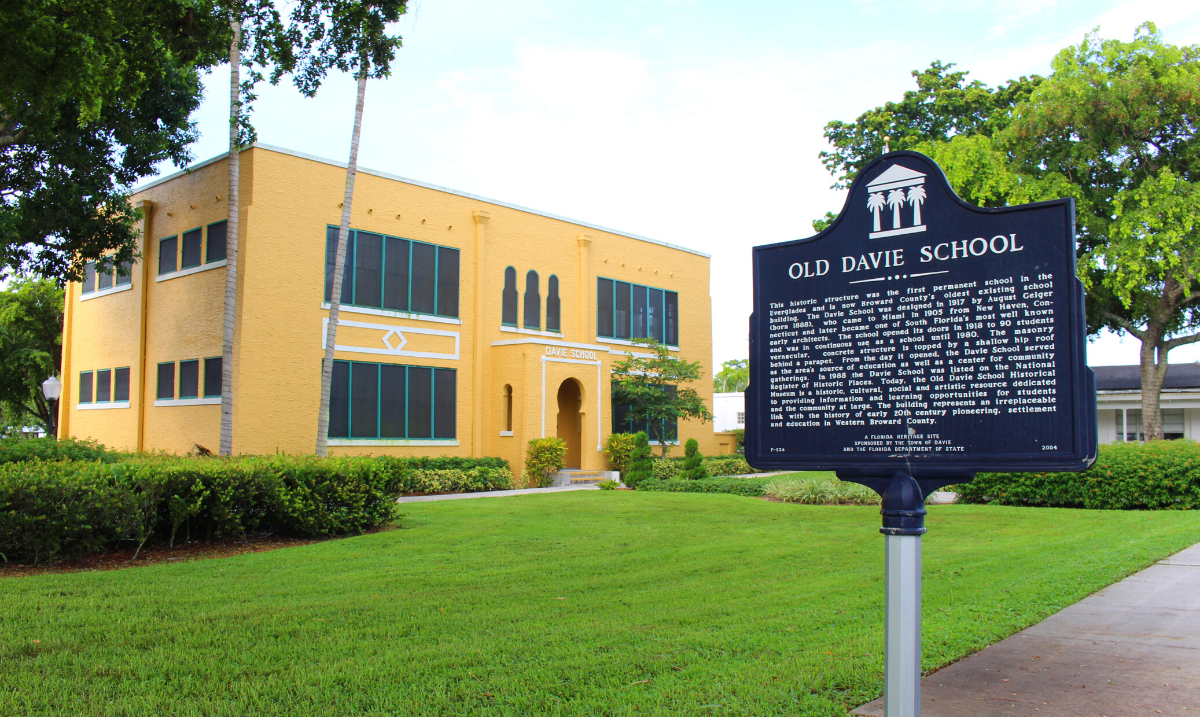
713 358 749 393
0 278 64 433
611 338 712 458
1 0 231 283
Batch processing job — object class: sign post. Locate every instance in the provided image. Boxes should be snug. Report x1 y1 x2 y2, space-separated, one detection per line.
745 151 1097 717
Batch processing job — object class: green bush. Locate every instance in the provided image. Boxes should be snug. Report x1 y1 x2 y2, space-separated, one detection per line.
958 440 1200 509
638 476 776 497
624 432 654 488
596 478 620 490
682 438 707 480
763 476 880 505
0 436 119 464
703 456 755 477
373 457 512 494
731 428 745 454
652 458 680 481
524 437 567 488
605 432 637 475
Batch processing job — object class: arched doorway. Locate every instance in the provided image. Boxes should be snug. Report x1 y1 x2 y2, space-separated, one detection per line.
556 379 582 469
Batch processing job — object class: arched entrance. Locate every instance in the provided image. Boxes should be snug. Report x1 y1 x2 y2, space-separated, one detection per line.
556 378 583 469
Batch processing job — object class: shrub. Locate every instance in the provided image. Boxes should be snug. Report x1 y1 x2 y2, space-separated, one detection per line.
596 478 620 490
652 458 680 481
682 438 707 480
605 432 637 475
731 428 745 454
764 476 880 505
524 437 567 488
638 476 776 497
374 457 512 494
624 432 654 488
0 436 119 464
703 456 755 477
958 440 1200 509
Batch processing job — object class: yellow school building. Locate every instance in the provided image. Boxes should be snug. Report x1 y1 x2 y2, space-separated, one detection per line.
59 144 721 477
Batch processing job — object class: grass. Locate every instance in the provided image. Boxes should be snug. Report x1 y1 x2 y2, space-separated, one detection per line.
2 492 1198 716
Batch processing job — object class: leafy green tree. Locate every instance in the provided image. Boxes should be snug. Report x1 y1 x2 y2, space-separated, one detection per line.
611 338 712 459
0 0 230 282
294 0 409 456
682 438 707 480
713 358 749 393
0 279 64 434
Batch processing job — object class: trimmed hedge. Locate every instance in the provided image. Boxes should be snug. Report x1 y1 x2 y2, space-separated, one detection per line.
0 454 512 564
0 437 119 464
958 440 1200 510
637 476 775 497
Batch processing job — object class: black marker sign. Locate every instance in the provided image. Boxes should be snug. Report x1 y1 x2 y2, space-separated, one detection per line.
746 151 1097 478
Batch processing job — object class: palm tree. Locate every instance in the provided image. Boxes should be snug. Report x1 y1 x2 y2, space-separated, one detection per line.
907 184 927 225
866 192 886 232
886 189 907 229
296 1 407 457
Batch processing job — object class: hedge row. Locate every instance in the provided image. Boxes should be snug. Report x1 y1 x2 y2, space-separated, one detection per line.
0 454 511 564
958 440 1200 509
637 476 775 497
0 437 120 464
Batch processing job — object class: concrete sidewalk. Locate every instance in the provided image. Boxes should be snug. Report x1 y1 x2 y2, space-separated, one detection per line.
396 485 599 503
853 542 1200 716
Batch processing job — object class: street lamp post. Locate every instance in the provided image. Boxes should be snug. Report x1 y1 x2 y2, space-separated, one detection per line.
41 375 62 439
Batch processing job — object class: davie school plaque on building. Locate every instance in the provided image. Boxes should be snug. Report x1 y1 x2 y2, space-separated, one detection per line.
745 151 1098 483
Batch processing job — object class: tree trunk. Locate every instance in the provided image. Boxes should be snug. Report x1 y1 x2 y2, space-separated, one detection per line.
1139 333 1170 441
315 68 369 456
219 18 241 457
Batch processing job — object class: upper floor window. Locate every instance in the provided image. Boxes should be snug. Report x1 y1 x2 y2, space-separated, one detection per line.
502 267 518 326
523 271 540 329
157 221 227 278
81 259 132 295
325 227 459 318
546 275 561 332
597 278 679 345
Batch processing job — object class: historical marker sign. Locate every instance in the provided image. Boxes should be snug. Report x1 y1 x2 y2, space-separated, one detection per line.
746 151 1097 478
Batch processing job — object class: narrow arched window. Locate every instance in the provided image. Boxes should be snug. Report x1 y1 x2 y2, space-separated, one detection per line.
524 270 540 329
503 384 513 432
502 266 518 326
546 275 561 333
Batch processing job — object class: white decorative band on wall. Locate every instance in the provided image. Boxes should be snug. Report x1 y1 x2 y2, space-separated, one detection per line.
154 397 222 407
491 337 611 352
596 337 679 352
320 302 462 325
77 401 131 410
540 355 604 451
321 318 460 360
155 259 227 283
499 325 564 338
79 284 134 302
327 439 460 447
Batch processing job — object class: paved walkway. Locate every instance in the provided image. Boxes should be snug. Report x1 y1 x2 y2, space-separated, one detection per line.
396 485 599 503
854 542 1200 716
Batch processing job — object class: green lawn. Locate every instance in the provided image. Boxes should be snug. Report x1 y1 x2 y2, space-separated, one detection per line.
2 492 1197 716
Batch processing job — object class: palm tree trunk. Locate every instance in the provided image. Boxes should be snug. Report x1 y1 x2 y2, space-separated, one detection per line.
219 18 241 457
316 66 369 456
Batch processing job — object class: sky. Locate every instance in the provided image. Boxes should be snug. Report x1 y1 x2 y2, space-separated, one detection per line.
151 0 1200 372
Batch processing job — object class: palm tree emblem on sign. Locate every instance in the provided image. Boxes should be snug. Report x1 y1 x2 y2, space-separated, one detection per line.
866 192 886 232
908 184 926 225
865 163 928 239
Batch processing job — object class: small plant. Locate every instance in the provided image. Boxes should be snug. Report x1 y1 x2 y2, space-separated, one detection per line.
763 476 880 505
731 428 745 454
623 432 654 488
524 437 567 488
605 432 637 475
652 458 680 481
596 478 620 490
682 438 708 480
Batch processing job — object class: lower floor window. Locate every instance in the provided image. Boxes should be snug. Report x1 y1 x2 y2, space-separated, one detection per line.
329 360 456 439
612 384 678 443
1117 408 1185 441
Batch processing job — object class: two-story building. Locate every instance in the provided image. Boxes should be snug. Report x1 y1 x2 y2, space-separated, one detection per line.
59 144 718 476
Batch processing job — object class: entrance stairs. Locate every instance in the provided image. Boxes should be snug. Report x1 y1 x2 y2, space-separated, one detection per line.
551 469 620 487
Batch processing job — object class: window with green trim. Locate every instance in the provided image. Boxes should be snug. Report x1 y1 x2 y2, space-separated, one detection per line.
597 278 678 345
328 360 456 440
324 227 459 318
611 383 678 443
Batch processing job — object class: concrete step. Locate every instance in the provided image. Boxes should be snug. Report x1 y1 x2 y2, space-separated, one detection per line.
552 469 618 487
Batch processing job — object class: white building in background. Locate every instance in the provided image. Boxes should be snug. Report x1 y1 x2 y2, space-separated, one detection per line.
1095 365 1200 443
713 392 745 433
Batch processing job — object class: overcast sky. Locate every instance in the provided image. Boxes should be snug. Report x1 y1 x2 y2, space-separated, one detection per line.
152 0 1200 371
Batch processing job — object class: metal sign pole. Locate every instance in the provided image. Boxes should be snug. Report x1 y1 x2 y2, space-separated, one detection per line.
879 472 926 717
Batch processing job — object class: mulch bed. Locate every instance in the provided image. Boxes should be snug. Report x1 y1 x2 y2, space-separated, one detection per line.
0 528 396 578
